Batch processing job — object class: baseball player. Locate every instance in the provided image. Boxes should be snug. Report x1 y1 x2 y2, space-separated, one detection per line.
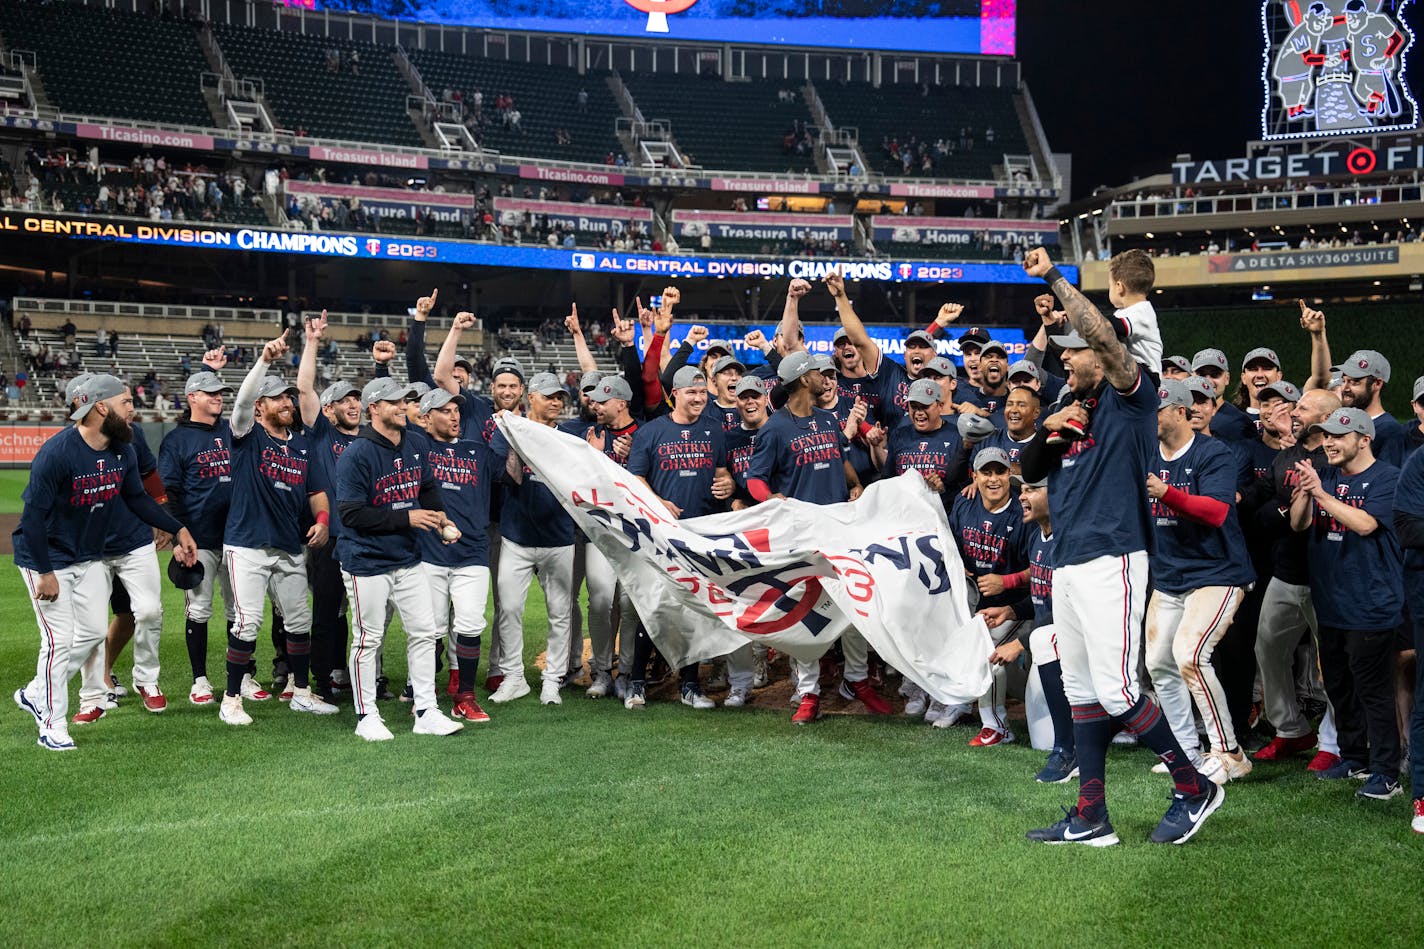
1290 409 1404 801
221 334 334 726
1161 356 1193 381
624 366 735 710
1144 379 1257 783
880 378 966 501
983 385 1042 467
158 369 236 705
724 374 774 693
1333 349 1406 469
1020 246 1221 847
411 386 497 723
13 374 197 750
744 352 892 723
1191 350 1259 444
947 447 1031 746
811 354 882 490
1390 437 1424 832
333 378 463 740
957 341 1010 427
487 372 579 706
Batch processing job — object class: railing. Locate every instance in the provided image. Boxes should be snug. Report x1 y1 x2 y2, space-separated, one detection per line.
1110 180 1424 221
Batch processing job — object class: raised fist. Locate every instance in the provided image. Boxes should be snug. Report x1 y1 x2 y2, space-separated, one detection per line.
935 302 965 327
1022 247 1053 278
452 311 477 331
372 340 396 364
787 278 812 299
685 325 709 346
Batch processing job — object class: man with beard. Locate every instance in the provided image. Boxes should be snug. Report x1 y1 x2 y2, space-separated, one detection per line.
220 334 334 726
959 340 1011 427
159 369 237 706
1333 349 1406 469
298 312 363 701
984 386 1042 468
13 374 197 750
1020 246 1222 847
813 353 881 490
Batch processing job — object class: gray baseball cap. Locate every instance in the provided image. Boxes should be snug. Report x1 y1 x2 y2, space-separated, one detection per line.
1011 474 1047 488
704 339 734 358
1007 359 1040 382
921 356 956 378
1414 375 1424 403
65 372 96 404
735 376 768 397
491 358 525 382
777 352 815 383
1185 375 1217 402
1157 378 1193 410
257 375 299 400
907 378 942 406
1328 370 1344 389
410 381 432 399
589 376 633 403
1164 355 1193 374
454 357 475 374
319 380 360 406
1258 380 1302 403
527 372 567 397
904 330 936 349
973 446 1011 471
1336 349 1391 383
833 328 851 345
580 370 605 393
1049 329 1090 350
672 365 707 389
980 340 1009 359
184 371 232 396
1243 347 1282 369
361 377 416 408
1192 349 1229 373
69 374 126 421
1309 408 1375 438
712 355 746 376
420 388 464 414
809 353 836 374
957 412 996 442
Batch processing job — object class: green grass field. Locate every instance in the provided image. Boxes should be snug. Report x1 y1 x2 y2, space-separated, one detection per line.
0 552 1421 947
0 468 29 513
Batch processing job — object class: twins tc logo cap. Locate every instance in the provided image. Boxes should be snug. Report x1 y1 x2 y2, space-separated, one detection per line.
1157 378 1194 410
69 374 126 421
672 365 707 389
185 371 233 396
1309 408 1376 438
957 412 996 442
1008 359 1041 381
418 387 463 415
734 376 767 398
588 376 634 403
1191 349 1230 373
1242 347 1282 369
921 356 956 377
907 378 942 406
1257 380 1302 403
1184 375 1217 401
972 446 1011 471
713 354 747 375
319 380 360 407
527 372 566 397
1336 350 1391 383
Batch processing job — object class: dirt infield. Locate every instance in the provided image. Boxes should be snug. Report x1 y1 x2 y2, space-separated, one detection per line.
0 514 16 554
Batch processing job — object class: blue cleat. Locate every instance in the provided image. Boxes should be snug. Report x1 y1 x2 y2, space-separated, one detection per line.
1150 782 1224 844
1027 806 1119 847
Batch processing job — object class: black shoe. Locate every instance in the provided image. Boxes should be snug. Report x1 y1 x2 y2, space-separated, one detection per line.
1026 806 1118 847
374 675 395 701
1149 782 1224 845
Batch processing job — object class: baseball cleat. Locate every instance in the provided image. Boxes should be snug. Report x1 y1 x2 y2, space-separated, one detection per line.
1202 749 1253 785
1356 774 1402 801
452 693 490 723
1253 732 1316 762
398 683 415 703
374 676 396 701
189 677 215 705
586 671 613 698
838 678 892 715
723 686 749 708
1150 782 1224 845
71 705 106 725
108 675 128 698
329 669 351 690
752 654 770 689
903 693 928 717
1026 807 1119 847
14 687 41 725
355 713 394 742
680 687 715 710
623 681 647 710
1316 758 1367 780
1307 751 1343 773
290 688 339 715
103 692 119 710
37 726 76 751
613 674 629 700
1035 749 1080 784
137 686 167 713
969 727 1014 747
791 694 822 725
540 681 562 706
218 695 253 726
1412 798 1424 834
484 674 505 694
279 678 296 702
239 674 271 702
490 677 531 704
930 703 973 729
412 708 464 736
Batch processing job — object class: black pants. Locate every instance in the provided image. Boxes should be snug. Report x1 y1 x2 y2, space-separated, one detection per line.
630 623 698 691
1214 580 1264 736
307 540 348 689
1318 625 1400 779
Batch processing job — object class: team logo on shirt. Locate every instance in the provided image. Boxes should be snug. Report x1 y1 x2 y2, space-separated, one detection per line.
394 458 403 470
919 441 928 451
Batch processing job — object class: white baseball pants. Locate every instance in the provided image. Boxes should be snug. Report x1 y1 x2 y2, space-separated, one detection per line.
495 540 574 684
979 619 1029 732
19 561 110 730
427 562 491 653
345 564 441 715
1145 586 1246 756
224 545 311 644
583 542 636 676
1052 551 1150 717
186 547 236 625
793 627 869 698
77 543 164 708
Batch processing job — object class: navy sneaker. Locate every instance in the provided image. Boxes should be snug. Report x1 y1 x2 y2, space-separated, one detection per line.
1026 806 1119 847
1150 781 1224 845
1316 758 1367 781
1356 774 1403 801
1035 748 1080 784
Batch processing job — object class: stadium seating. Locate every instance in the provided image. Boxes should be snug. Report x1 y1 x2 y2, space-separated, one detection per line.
406 50 624 165
874 241 1062 262
815 82 1028 181
620 75 819 175
0 3 212 127
212 26 423 148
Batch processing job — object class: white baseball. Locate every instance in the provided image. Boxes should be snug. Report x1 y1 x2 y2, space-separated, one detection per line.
441 523 460 542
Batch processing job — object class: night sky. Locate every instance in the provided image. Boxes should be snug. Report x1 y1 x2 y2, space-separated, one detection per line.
1017 1 1301 196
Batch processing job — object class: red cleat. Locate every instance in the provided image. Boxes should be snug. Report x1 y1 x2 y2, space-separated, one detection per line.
445 669 459 696
791 694 822 725
137 686 167 713
1253 732 1317 762
452 693 490 723
969 726 1013 747
1307 750 1342 772
484 674 504 694
840 678 892 716
72 705 106 725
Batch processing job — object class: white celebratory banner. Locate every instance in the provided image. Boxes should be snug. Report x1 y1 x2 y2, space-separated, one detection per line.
496 415 992 705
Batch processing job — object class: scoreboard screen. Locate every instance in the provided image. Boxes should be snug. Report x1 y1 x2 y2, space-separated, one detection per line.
303 1 1016 56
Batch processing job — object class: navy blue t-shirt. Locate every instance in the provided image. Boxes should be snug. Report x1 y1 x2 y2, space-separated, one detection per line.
458 390 497 446
701 400 741 434
1026 525 1055 629
725 424 759 484
871 358 911 431
159 418 233 551
948 492 1029 610
225 422 319 555
334 430 434 576
14 429 157 572
488 423 576 548
1210 401 1257 444
960 386 1009 430
104 424 161 556
826 394 877 486
408 428 494 569
1245 436 1278 484
628 414 726 520
886 418 963 480
1304 461 1403 629
1148 436 1257 595
1048 371 1158 567
1371 411 1407 469
983 429 1036 470
837 372 883 425
746 406 849 504
305 412 358 539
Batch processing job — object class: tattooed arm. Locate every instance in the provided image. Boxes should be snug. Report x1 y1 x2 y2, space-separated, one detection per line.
1022 247 1136 392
